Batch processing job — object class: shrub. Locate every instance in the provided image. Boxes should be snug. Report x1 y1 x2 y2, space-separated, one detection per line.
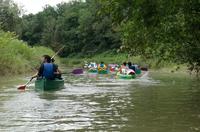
0 31 56 75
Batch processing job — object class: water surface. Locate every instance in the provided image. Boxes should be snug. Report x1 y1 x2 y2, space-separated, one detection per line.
0 72 200 132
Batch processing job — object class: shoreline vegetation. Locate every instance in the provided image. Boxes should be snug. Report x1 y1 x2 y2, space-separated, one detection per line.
0 31 57 76
0 31 195 79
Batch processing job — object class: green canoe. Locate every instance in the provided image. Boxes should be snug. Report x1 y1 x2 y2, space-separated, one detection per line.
136 69 141 74
88 69 98 73
116 72 136 79
35 78 64 90
98 70 108 74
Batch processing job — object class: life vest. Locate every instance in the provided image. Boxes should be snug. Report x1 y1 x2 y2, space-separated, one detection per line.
129 65 136 72
98 64 107 71
89 63 97 69
42 63 54 79
110 66 115 72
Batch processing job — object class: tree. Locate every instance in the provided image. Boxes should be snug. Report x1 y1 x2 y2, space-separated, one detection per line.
19 0 121 57
0 0 21 32
99 0 200 74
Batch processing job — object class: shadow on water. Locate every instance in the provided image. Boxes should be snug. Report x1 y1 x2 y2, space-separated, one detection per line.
0 71 200 131
34 85 65 101
36 90 61 101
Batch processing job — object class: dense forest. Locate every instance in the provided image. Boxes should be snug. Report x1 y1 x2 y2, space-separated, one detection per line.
99 0 200 73
0 0 199 74
0 0 121 57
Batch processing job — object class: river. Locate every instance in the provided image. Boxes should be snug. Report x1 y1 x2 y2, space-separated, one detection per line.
0 71 200 132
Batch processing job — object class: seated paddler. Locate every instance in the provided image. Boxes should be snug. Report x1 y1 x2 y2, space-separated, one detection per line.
98 62 107 71
31 55 57 80
51 58 62 79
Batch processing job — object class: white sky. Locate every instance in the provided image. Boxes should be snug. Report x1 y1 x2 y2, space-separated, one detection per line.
13 0 72 14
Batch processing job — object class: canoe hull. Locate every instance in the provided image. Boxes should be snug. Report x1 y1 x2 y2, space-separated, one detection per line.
35 79 64 90
136 69 141 74
98 70 108 74
88 69 98 73
117 73 136 79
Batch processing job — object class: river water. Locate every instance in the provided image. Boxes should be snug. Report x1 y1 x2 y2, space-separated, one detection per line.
0 71 200 132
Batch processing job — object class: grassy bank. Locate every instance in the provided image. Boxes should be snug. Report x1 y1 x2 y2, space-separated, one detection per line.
0 31 57 76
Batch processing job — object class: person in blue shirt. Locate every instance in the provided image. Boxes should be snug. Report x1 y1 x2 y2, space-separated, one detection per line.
128 62 136 72
32 55 56 80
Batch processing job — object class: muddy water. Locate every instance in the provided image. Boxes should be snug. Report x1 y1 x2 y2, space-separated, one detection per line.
0 72 200 132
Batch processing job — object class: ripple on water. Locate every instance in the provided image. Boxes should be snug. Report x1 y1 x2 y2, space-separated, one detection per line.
2 72 199 131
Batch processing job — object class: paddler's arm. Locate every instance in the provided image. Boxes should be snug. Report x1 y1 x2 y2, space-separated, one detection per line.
31 72 38 79
31 64 43 79
53 64 62 74
57 68 62 74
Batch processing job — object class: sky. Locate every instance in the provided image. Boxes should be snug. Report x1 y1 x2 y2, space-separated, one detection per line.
13 0 72 14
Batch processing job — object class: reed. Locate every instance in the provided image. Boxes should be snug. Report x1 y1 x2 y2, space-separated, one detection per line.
0 31 56 76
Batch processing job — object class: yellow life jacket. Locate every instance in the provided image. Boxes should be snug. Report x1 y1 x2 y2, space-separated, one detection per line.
98 64 107 71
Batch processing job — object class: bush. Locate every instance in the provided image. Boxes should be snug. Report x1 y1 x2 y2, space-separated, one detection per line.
0 31 56 75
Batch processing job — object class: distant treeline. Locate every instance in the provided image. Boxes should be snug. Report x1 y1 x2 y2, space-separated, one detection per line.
0 0 121 57
0 0 199 74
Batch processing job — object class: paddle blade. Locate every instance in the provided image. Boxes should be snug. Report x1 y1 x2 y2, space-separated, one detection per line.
17 85 26 90
72 68 83 74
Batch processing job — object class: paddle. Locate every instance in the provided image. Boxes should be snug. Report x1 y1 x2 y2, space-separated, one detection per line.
51 46 65 60
62 68 84 75
17 78 33 90
72 68 84 74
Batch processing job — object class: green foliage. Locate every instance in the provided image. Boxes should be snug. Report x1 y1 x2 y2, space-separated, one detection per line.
99 0 200 75
0 31 55 75
0 0 21 32
18 1 121 56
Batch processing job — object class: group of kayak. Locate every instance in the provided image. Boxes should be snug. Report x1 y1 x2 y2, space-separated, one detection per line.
18 54 146 90
30 55 143 82
84 61 143 79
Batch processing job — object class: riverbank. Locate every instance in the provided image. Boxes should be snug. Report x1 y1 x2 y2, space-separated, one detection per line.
0 31 57 76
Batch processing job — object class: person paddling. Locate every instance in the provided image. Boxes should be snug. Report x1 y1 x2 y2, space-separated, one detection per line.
119 62 128 74
31 55 56 80
98 62 107 71
88 62 97 70
51 58 62 79
128 62 136 71
127 62 135 75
